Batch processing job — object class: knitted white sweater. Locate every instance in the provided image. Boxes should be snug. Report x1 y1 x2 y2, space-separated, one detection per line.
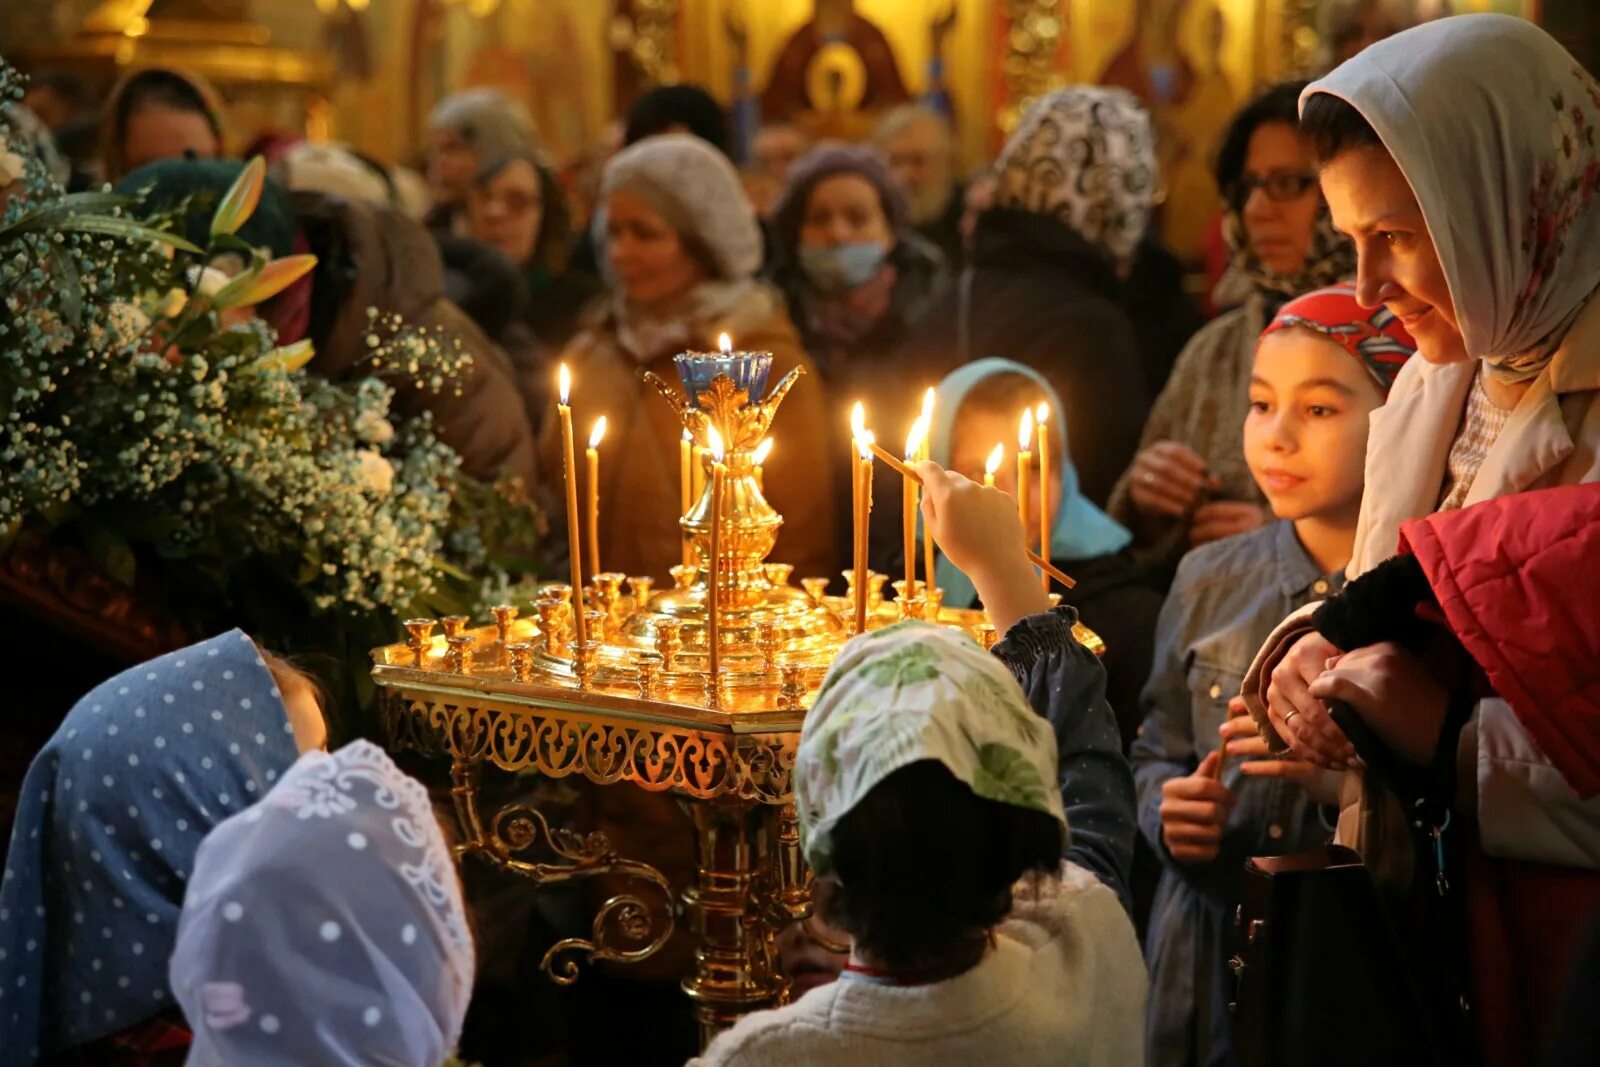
690 862 1146 1067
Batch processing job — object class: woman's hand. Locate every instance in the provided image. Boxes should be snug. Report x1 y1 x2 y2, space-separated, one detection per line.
1127 441 1217 519
1309 643 1450 766
1159 749 1237 865
917 460 1049 634
1265 631 1358 768
1190 501 1270 547
1221 697 1341 806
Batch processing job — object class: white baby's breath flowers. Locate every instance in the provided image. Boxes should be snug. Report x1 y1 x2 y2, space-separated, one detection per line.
354 449 395 497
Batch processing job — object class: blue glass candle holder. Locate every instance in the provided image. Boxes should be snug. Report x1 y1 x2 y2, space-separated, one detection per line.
673 350 773 408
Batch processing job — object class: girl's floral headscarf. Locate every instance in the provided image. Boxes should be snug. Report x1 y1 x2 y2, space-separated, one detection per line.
1305 14 1600 381
795 622 1067 877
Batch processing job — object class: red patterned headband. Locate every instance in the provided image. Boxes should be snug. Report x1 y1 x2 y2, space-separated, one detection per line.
1261 283 1418 395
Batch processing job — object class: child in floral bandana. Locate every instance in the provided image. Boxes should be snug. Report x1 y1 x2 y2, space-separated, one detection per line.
697 463 1145 1066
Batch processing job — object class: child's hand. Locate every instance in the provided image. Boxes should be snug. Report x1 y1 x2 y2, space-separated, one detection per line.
1220 697 1340 806
917 460 1048 634
1159 749 1236 865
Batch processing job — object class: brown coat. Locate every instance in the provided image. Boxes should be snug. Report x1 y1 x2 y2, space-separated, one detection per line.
541 284 839 583
293 191 540 489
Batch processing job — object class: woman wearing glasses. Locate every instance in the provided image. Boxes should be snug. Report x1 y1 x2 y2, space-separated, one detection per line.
1107 81 1356 590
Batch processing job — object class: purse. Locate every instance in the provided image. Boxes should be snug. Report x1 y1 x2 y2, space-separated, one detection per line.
1229 843 1441 1067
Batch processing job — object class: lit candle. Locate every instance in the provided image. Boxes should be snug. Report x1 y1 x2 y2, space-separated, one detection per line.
1017 408 1034 531
706 425 727 687
903 417 927 600
853 428 875 634
849 401 866 576
919 387 936 589
1035 403 1051 591
692 444 707 502
556 364 586 648
753 436 773 492
586 416 607 581
680 429 693 566
984 442 1004 487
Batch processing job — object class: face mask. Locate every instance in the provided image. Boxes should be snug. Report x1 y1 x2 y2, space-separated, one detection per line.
798 242 888 292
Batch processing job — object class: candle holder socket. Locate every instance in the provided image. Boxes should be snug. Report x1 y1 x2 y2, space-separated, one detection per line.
922 588 945 622
975 623 998 651
573 641 600 690
763 563 794 588
445 634 474 674
670 564 698 591
655 618 683 673
633 651 662 698
506 642 534 682
627 575 655 609
800 577 829 605
491 604 518 645
441 614 470 639
778 664 807 710
756 620 780 671
403 618 437 667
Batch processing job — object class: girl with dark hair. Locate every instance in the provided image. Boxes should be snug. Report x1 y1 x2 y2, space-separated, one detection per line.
100 68 225 183
1107 80 1356 589
694 463 1144 1066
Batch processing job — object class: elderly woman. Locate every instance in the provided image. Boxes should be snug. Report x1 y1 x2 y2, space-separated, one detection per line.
424 88 538 228
901 87 1154 508
543 133 835 581
768 143 947 386
1107 81 1356 588
1241 17 1600 1063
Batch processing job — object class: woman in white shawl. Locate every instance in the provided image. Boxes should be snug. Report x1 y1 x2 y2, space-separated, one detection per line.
1238 14 1600 1061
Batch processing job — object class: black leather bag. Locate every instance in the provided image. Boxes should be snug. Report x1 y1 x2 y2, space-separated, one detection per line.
1229 843 1442 1067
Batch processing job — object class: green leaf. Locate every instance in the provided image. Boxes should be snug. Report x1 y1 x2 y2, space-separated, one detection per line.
857 642 942 690
57 216 203 254
211 156 266 238
970 743 1051 811
46 245 84 328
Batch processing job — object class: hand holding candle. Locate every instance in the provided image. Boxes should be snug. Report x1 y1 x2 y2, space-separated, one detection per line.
984 442 1004 487
586 416 607 580
556 364 586 647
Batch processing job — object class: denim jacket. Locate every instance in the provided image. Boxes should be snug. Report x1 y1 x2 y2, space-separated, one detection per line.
1130 521 1341 1067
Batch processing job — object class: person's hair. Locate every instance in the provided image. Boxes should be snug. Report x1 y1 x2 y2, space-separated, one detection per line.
1214 80 1310 190
25 69 97 113
113 68 218 130
818 760 1062 972
259 649 327 717
474 152 573 270
870 103 953 151
623 85 731 157
1299 92 1385 164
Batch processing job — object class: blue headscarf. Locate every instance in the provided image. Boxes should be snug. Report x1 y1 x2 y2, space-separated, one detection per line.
0 630 301 1064
927 358 1133 609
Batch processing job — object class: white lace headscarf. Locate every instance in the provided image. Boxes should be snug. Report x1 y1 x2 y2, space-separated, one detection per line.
992 87 1157 278
169 740 474 1067
1306 14 1600 381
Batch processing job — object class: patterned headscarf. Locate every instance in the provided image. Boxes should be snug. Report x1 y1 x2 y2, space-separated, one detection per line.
1306 14 1600 381
796 622 1067 877
169 741 474 1067
0 631 301 1066
1222 202 1353 309
992 87 1156 278
1261 283 1418 395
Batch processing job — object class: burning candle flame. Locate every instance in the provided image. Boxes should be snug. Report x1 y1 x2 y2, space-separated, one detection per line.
905 416 928 461
850 401 865 437
1018 408 1034 451
1035 402 1049 424
920 387 936 425
753 437 774 465
856 429 876 460
588 416 608 449
718 332 733 354
682 428 691 443
707 424 726 462
985 443 1005 477
558 363 571 406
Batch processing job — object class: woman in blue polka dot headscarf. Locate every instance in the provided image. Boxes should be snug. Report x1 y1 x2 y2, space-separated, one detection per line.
168 739 474 1067
0 630 319 1065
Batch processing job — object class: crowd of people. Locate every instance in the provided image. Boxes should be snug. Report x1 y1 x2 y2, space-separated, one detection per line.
3 9 1599 1066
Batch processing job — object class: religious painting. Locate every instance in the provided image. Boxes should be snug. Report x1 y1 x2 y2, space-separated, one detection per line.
759 0 913 140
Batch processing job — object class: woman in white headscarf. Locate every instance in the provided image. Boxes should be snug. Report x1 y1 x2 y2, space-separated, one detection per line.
1238 15 1600 1062
169 740 475 1067
540 133 836 582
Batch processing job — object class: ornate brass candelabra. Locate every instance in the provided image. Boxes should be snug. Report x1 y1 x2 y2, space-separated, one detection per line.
374 350 1101 1049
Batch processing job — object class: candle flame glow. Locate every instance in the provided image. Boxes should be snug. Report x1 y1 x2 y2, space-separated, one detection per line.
1018 408 1034 451
753 437 774 465
1035 402 1049 424
985 443 1005 476
850 401 865 437
588 416 608 449
718 332 733 354
920 387 936 424
707 424 726 462
682 428 692 443
558 363 570 405
905 416 928 461
856 429 875 460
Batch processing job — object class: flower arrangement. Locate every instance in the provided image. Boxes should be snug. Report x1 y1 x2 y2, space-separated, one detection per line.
0 64 543 724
